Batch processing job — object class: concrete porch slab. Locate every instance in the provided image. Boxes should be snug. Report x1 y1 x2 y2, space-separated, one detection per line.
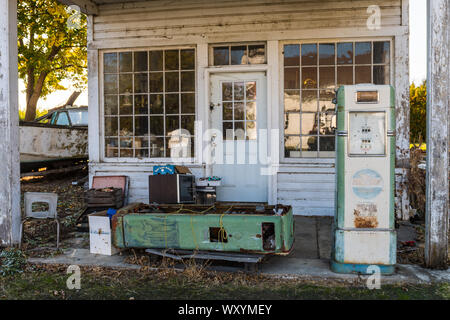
26 216 450 285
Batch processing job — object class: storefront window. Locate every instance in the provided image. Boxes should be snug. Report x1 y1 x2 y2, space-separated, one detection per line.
103 49 196 158
283 41 391 158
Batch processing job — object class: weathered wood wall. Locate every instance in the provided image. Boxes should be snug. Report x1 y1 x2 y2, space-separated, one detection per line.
91 0 403 46
87 0 409 216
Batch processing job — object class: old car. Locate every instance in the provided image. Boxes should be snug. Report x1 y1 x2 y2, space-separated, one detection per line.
20 106 88 173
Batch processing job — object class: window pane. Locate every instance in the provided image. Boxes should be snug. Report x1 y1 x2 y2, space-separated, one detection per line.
105 95 118 115
319 136 335 151
302 44 317 66
105 138 118 157
337 43 353 64
104 74 118 94
248 45 265 64
246 102 256 120
119 74 132 93
355 42 371 64
135 116 148 136
246 121 257 140
246 82 256 100
104 53 118 73
355 66 371 84
119 117 133 136
234 122 245 139
134 73 148 93
166 115 179 134
302 113 317 135
223 122 233 140
135 137 149 148
214 47 229 65
181 115 195 135
150 94 164 114
234 102 245 120
373 65 390 84
285 135 300 158
135 149 149 158
165 72 179 92
150 116 164 135
301 90 318 112
319 90 335 112
165 50 179 70
284 44 300 66
181 71 195 92
284 113 300 135
119 148 133 157
166 94 179 114
119 52 132 72
302 67 318 89
150 51 163 71
134 95 148 115
134 51 148 72
56 112 69 126
373 41 390 64
284 68 300 89
302 136 318 152
234 82 245 100
284 91 300 112
105 117 118 136
319 67 335 89
319 43 335 65
231 46 247 65
222 82 233 101
119 95 133 115
150 72 163 92
223 102 233 120
181 93 195 113
150 137 165 157
319 112 336 135
181 49 195 70
337 66 353 86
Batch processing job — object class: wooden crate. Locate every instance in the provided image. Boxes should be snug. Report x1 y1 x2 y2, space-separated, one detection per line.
85 188 123 208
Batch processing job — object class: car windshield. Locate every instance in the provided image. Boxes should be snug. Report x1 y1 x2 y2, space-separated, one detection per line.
68 109 88 126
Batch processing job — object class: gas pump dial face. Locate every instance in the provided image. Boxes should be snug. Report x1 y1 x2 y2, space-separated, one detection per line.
348 112 386 156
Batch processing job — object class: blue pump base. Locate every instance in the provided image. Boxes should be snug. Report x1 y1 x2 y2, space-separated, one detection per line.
330 260 395 275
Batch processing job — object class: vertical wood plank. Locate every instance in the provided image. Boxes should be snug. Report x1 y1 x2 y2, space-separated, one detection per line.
0 0 20 246
425 0 449 269
394 33 411 220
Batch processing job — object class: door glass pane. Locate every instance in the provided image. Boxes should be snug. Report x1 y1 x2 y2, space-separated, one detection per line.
223 102 233 120
234 82 245 100
222 82 233 101
246 82 256 100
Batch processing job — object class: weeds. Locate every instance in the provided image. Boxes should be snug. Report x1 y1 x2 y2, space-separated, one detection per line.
0 248 27 276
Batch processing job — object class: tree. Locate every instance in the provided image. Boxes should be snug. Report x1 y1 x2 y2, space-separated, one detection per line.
18 0 87 121
410 80 427 143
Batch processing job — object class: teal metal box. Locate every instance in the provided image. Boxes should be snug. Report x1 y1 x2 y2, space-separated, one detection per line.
112 204 294 255
332 85 397 275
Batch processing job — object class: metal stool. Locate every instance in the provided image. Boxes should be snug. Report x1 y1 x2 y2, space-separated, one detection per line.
20 192 60 248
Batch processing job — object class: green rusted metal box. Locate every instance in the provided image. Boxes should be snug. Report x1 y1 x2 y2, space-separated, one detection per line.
112 203 294 255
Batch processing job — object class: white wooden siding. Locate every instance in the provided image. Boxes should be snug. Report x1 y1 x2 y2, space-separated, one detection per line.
277 163 335 216
92 0 403 45
87 0 408 216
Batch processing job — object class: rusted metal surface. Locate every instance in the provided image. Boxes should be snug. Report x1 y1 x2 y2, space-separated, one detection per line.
19 125 88 162
111 203 294 255
425 0 449 269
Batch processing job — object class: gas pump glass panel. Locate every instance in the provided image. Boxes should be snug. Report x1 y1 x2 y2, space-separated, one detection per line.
348 112 386 156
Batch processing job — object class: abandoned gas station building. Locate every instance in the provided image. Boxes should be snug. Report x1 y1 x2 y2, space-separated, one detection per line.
60 0 411 217
1 0 448 268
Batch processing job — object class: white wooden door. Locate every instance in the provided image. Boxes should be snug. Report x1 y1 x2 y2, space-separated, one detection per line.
209 72 268 202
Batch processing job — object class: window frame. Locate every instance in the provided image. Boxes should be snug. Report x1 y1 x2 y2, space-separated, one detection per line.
279 38 394 163
209 42 267 66
99 46 197 163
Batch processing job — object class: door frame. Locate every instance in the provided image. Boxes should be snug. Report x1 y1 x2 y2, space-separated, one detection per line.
203 65 275 204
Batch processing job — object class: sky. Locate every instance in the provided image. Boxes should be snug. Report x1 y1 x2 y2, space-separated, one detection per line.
18 0 428 112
